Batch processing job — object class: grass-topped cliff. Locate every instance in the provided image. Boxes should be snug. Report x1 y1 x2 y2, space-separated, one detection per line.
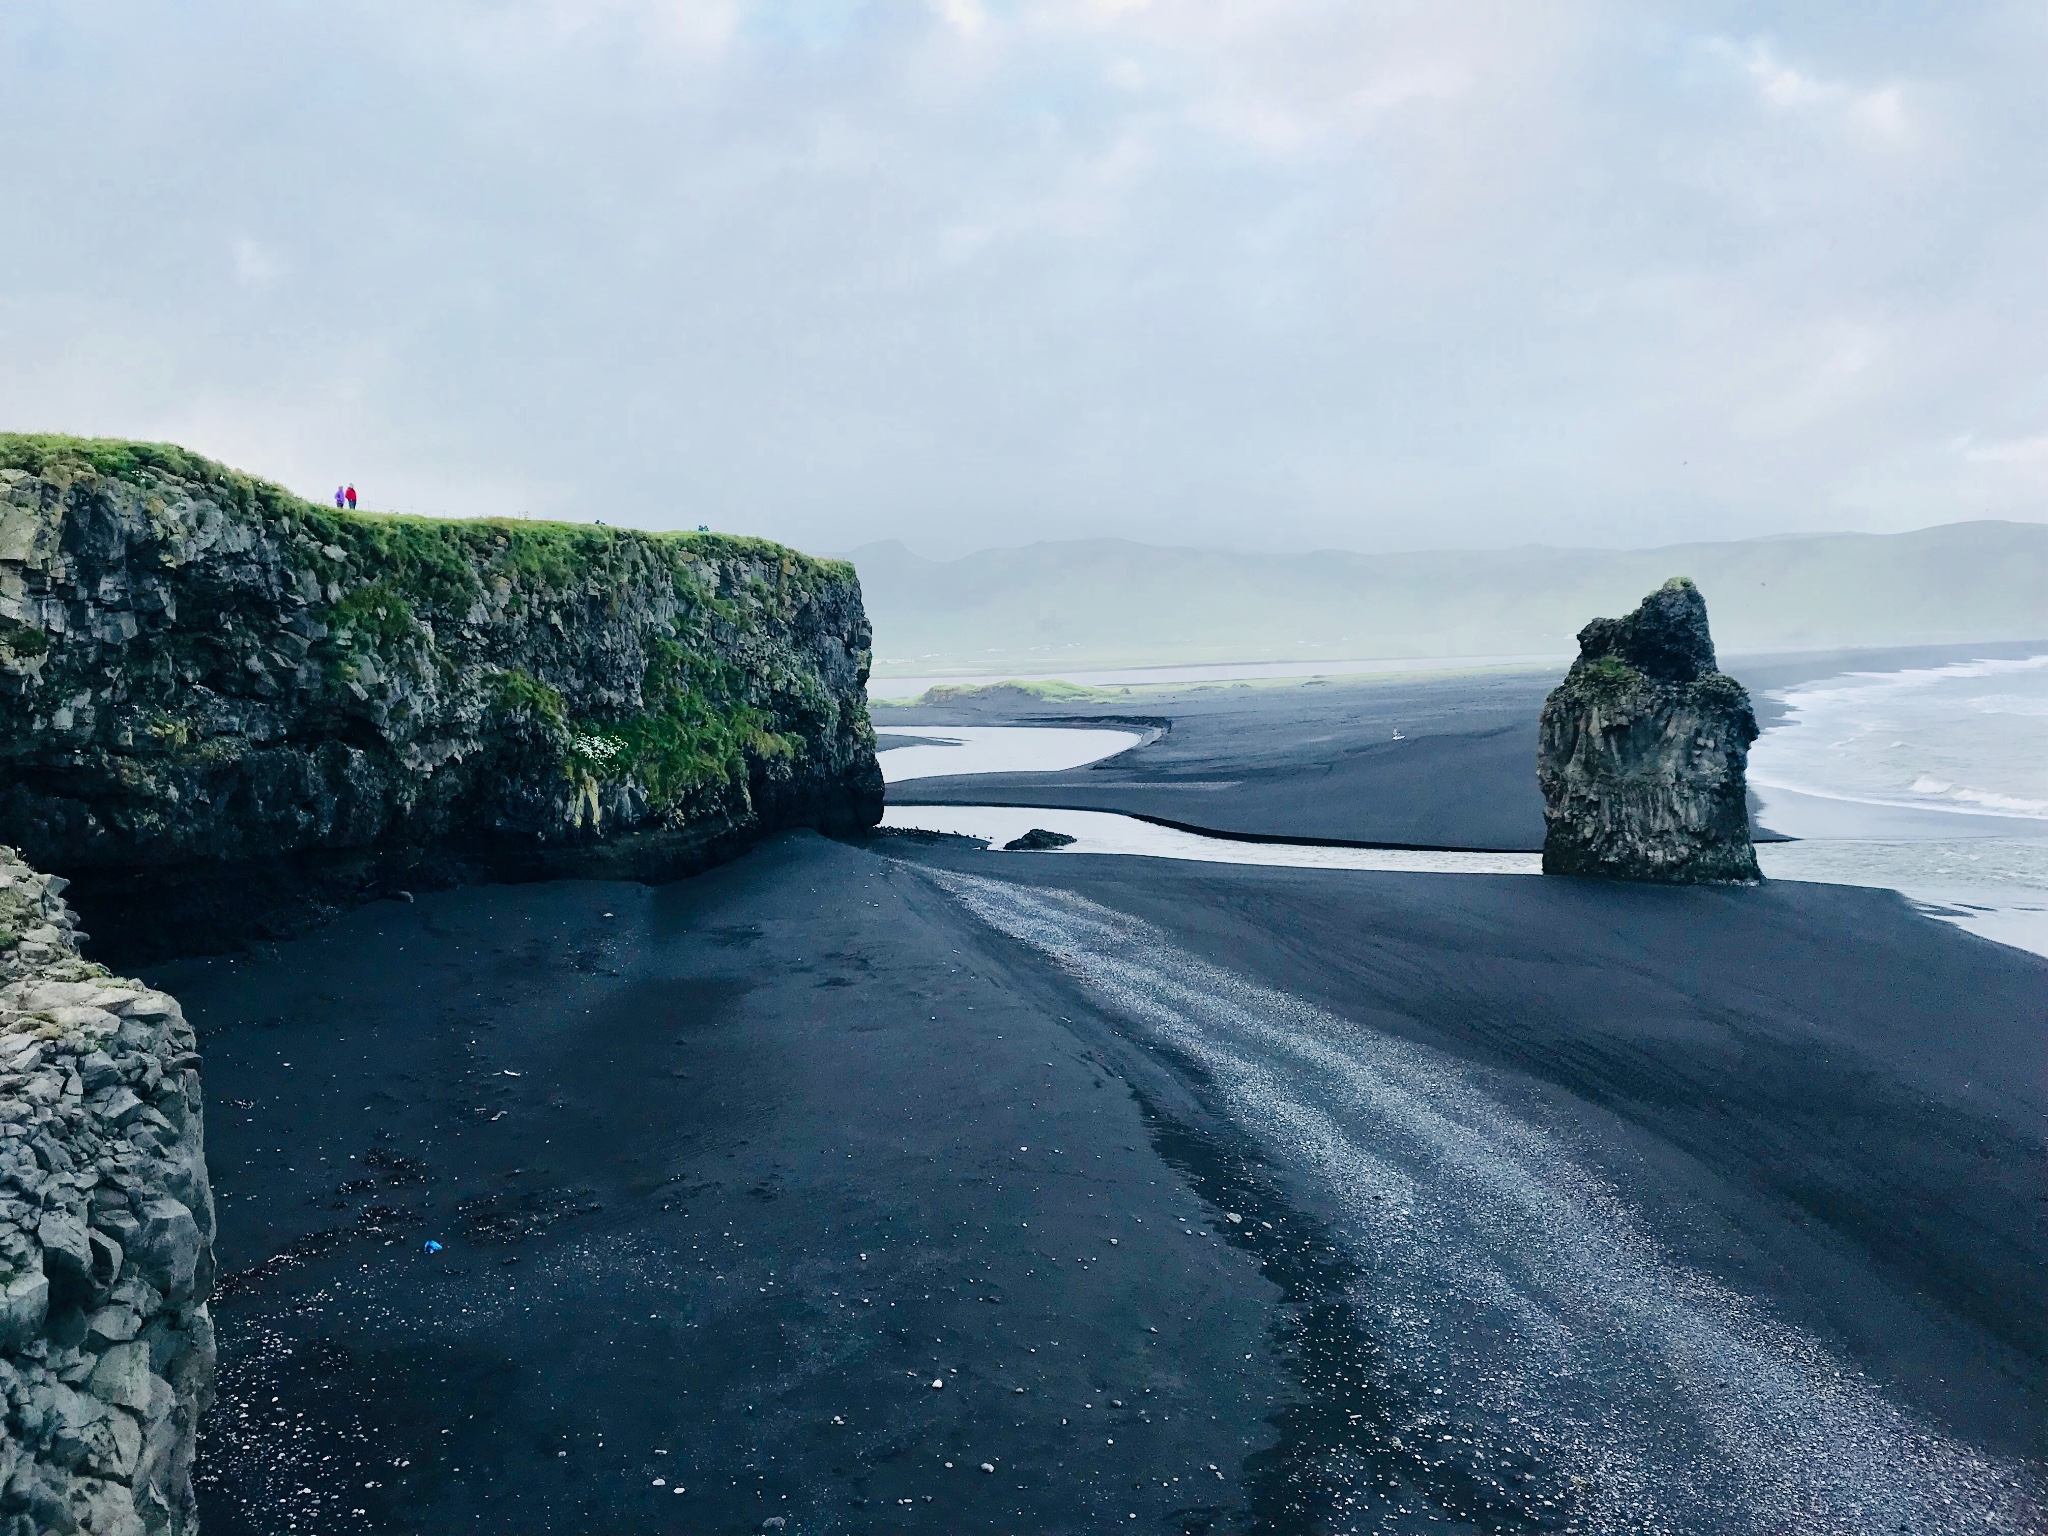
0 435 882 958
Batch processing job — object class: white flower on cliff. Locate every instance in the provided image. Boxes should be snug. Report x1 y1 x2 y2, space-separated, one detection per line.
569 732 624 765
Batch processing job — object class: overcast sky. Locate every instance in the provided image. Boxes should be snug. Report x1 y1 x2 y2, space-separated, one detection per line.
2 2 2043 557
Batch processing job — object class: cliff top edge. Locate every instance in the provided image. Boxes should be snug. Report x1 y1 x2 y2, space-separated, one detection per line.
0 432 856 583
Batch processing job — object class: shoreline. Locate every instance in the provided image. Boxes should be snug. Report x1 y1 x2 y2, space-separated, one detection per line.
870 637 2048 706
876 805 2048 958
887 800 1547 855
869 652 1568 701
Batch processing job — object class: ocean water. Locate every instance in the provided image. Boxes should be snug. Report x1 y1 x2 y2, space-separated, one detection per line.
881 803 1543 874
1749 655 2048 958
875 725 1145 783
1749 654 2048 824
879 805 2048 955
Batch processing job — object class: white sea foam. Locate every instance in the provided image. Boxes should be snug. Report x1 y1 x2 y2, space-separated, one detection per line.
930 869 2042 1533
1746 654 2048 956
1749 654 2048 823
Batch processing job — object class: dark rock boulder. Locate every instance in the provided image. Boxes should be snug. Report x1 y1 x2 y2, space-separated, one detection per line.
1537 579 1760 882
1003 828 1077 851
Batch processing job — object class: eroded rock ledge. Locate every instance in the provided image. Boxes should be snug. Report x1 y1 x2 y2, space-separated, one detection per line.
0 434 883 962
1537 578 1761 883
0 848 213 1535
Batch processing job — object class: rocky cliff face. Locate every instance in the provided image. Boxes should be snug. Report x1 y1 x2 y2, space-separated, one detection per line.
0 846 215 1535
1537 579 1760 882
0 436 882 958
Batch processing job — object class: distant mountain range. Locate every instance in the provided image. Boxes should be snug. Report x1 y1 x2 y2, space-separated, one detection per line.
848 520 2048 679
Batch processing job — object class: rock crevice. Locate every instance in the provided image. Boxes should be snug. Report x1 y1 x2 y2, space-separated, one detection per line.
1538 579 1761 882
0 847 214 1535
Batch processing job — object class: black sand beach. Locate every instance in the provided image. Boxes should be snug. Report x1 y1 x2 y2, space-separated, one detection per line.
888 842 2048 1461
875 640 2048 849
124 648 2048 1533
156 832 2045 1530
877 672 1557 851
163 836 1292 1535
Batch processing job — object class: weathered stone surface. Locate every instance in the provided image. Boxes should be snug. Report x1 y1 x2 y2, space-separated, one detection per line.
0 1271 48 1350
0 435 883 960
0 845 213 1535
84 1343 151 1413
126 1203 198 1305
1538 579 1761 883
95 1089 142 1130
83 1305 138 1347
36 1214 92 1287
39 1381 112 1470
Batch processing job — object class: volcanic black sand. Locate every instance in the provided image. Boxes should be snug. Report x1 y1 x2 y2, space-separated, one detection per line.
138 646 2048 1534
874 640 2048 849
162 835 1293 1535
877 672 1557 850
153 834 2046 1532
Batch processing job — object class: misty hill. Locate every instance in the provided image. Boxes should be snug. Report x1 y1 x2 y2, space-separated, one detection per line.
851 521 2048 679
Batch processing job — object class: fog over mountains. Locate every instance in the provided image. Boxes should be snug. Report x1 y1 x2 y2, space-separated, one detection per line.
854 520 2048 680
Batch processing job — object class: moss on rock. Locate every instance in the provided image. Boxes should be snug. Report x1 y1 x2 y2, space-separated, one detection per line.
1538 578 1760 883
0 435 882 958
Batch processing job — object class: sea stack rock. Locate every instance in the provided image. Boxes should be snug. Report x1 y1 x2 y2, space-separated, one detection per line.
1538 578 1760 882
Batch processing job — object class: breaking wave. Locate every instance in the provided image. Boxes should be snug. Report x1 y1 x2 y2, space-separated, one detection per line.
1749 655 2048 821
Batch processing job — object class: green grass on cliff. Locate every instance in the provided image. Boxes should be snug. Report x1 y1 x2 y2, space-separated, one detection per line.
4 433 854 819
598 641 798 802
0 434 856 596
1564 653 1648 705
491 644 798 814
0 434 275 508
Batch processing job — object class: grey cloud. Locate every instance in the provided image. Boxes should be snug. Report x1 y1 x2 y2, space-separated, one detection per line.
0 0 2041 556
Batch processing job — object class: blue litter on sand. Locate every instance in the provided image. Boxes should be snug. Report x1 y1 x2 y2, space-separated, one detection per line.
424 1240 443 1254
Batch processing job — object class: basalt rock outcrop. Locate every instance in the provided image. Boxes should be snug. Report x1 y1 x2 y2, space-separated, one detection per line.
1538 578 1760 882
0 436 883 960
0 846 214 1535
